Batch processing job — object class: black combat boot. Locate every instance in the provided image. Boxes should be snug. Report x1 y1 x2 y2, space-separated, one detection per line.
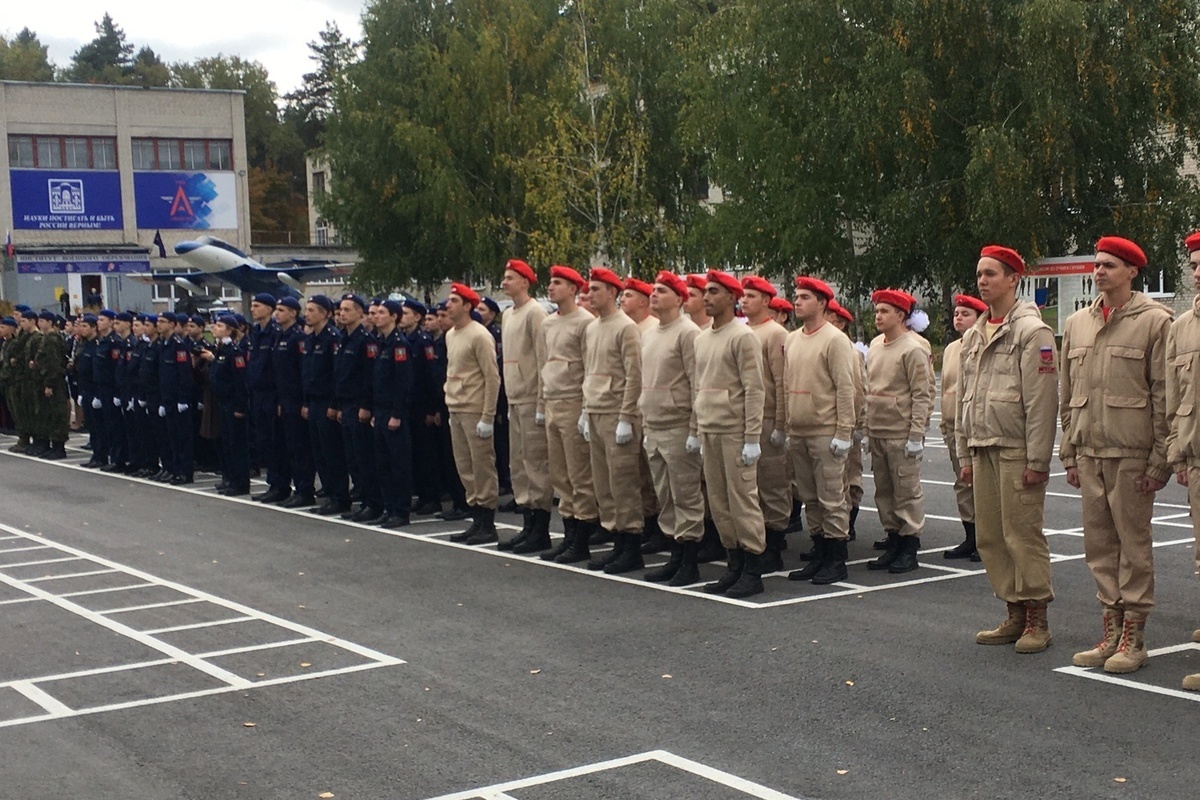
644 539 683 582
789 537 827 581
500 509 532 551
43 441 67 461
513 509 552 554
666 540 701 586
587 532 625 571
466 507 498 545
725 550 765 598
449 507 482 542
798 535 821 561
812 539 849 585
639 514 669 554
761 528 785 573
555 518 593 564
785 498 804 533
868 531 902 570
848 505 859 541
888 535 920 573
944 521 977 560
604 532 645 574
697 517 724 562
541 517 575 561
703 549 745 595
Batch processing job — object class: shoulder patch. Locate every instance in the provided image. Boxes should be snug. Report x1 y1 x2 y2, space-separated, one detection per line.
395 347 408 362
111 349 120 359
175 350 189 363
424 345 435 360
366 343 379 359
234 355 246 369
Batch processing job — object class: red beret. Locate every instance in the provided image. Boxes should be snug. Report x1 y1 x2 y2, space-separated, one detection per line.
979 245 1025 275
505 259 537 284
624 277 653 297
450 282 480 309
589 267 624 291
953 294 988 314
871 288 916 314
685 274 708 291
1096 236 1147 269
654 271 688 301
827 299 853 324
741 275 778 297
769 296 794 314
795 276 834 301
706 269 744 298
1185 232 1200 253
550 265 587 290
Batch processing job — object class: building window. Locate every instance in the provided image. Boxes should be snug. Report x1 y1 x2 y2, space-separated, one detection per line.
7 135 118 169
316 228 329 246
131 138 233 171
312 171 326 197
132 139 156 170
158 139 181 170
183 140 206 170
209 141 231 170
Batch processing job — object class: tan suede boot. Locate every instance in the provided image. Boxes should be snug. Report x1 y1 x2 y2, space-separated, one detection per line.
1072 607 1124 667
1192 628 1200 644
1103 611 1148 674
976 602 1026 645
1015 601 1052 654
1183 673 1200 691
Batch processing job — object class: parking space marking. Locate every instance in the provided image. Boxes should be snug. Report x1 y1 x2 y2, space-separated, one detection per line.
422 749 804 800
0 521 404 729
1055 643 1200 703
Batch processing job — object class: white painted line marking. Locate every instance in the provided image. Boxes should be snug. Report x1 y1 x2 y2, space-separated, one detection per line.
195 638 316 659
58 583 159 598
0 597 40 606
655 750 805 799
1054 642 1200 702
0 557 83 569
25 569 119 583
100 598 206 615
0 546 53 554
141 616 255 635
9 681 73 717
1 658 177 687
422 751 663 800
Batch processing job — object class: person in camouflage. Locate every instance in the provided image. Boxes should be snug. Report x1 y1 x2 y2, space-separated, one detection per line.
32 310 70 459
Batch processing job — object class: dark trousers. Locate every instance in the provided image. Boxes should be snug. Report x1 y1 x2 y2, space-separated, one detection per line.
124 403 143 467
341 404 381 509
279 406 313 495
308 406 348 502
252 393 285 490
166 406 194 478
374 415 413 516
83 393 103 456
143 402 163 470
411 415 439 504
101 397 126 464
219 406 250 490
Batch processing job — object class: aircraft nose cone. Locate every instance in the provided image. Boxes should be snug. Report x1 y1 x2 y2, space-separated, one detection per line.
174 241 201 255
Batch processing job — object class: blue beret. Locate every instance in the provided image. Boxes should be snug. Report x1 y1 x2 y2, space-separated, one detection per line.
434 301 448 312
278 296 302 311
38 310 56 322
233 313 247 327
82 313 99 325
470 309 483 323
402 299 427 317
14 304 30 313
188 315 205 327
309 294 334 313
144 314 158 324
115 311 134 322
0 316 16 326
481 296 500 314
382 299 404 316
157 312 175 324
252 292 277 308
215 314 238 328
370 297 386 306
340 293 367 311
98 309 116 319
20 309 38 320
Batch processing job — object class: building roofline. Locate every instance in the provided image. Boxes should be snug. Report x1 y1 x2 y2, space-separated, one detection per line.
0 79 245 96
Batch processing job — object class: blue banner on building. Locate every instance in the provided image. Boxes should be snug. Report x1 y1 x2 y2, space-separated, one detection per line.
10 170 124 231
16 257 150 275
134 171 238 230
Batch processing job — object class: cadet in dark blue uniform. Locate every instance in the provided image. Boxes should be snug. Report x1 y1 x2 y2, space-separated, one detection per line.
134 314 163 478
302 295 349 515
370 299 414 528
204 314 251 495
159 312 196 484
334 293 384 523
272 297 315 507
121 314 147 473
246 293 287 503
76 315 103 466
398 299 443 515
92 310 124 469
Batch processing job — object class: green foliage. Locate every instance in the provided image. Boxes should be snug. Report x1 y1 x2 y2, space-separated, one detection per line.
0 28 55 81
66 13 137 84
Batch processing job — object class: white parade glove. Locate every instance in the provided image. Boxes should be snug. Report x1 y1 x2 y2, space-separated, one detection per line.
138 400 147 409
476 420 494 439
158 406 166 417
177 402 189 413
905 440 924 458
197 402 205 411
534 411 545 426
577 412 587 436
112 397 121 407
741 442 762 466
615 420 633 445
76 396 83 407
91 397 102 409
126 400 134 411
770 429 786 448
685 436 702 455
830 438 852 457
581 417 590 442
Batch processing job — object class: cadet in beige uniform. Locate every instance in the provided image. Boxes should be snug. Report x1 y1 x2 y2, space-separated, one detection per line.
957 245 1057 654
784 277 859 585
537 266 599 564
444 283 502 545
770 296 794 328
1062 237 1171 674
742 275 790 572
865 289 933 574
1168 232 1200 692
684 274 713 330
498 259 553 554
582 267 646 574
639 271 704 586
827 300 864 539
942 294 986 561
695 269 768 598
623 276 665 552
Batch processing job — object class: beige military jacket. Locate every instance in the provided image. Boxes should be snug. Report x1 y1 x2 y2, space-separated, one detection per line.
1166 294 1200 469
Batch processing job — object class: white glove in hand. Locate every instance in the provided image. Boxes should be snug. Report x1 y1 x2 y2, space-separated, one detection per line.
830 438 852 457
741 442 762 466
126 400 134 411
614 420 633 445
76 396 83 407
534 412 545 426
904 440 924 458
770 429 786 448
138 400 147 409
112 397 121 407
476 420 494 439
197 402 205 411
685 436 701 455
581 417 590 442
577 413 587 436
158 406 166 417
91 397 102 409
177 403 189 413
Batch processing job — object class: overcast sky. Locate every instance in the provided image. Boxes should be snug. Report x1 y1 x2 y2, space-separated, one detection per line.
5 1 366 94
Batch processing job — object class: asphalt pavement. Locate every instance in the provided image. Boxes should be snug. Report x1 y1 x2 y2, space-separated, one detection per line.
1 402 1199 800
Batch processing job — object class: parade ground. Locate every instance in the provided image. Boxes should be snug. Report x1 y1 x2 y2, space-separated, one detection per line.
2 405 1199 799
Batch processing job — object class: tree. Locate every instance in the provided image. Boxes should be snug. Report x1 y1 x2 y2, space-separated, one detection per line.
0 28 55 82
128 46 170 87
283 21 359 151
170 55 282 167
67 14 134 83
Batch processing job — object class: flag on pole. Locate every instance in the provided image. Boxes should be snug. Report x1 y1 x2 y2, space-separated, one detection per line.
152 230 166 258
4 231 13 258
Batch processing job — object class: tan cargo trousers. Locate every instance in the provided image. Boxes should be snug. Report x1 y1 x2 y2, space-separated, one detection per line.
588 412 645 533
644 427 704 542
787 435 850 541
972 446 1054 603
869 437 925 537
449 410 499 509
701 432 765 553
544 397 597 521
757 430 791 531
1078 456 1156 614
508 402 553 512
